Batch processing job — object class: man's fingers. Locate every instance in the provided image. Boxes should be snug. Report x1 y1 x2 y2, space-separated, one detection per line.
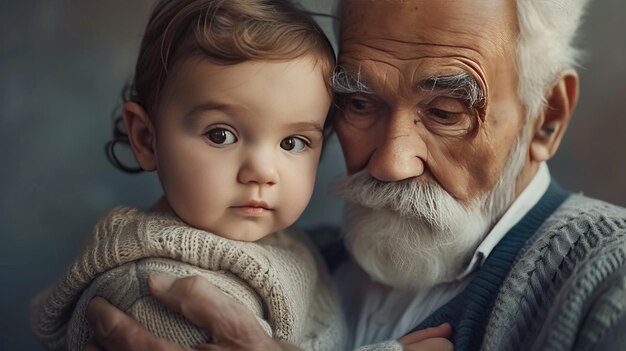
83 340 104 351
85 296 187 351
398 323 452 345
403 337 453 351
148 274 287 349
148 274 262 336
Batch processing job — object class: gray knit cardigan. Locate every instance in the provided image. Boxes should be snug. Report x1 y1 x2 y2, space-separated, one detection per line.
408 186 626 351
483 193 626 351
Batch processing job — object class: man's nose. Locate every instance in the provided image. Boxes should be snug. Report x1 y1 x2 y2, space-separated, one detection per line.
367 112 426 182
237 149 279 186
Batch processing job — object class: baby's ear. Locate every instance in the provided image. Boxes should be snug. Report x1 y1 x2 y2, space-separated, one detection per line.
122 102 157 171
529 70 579 162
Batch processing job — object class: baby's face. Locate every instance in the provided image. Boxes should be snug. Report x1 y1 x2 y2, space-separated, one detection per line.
152 56 331 241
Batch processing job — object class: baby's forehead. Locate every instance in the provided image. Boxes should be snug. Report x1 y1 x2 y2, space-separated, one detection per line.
161 54 330 97
156 58 330 129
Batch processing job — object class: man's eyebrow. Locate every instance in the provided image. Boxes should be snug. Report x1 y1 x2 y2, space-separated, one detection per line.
330 65 375 94
418 72 486 108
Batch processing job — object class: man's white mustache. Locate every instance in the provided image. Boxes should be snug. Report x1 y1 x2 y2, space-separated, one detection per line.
334 170 473 231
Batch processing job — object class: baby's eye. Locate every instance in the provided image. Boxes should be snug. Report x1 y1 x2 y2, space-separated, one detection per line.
280 136 308 153
206 128 237 145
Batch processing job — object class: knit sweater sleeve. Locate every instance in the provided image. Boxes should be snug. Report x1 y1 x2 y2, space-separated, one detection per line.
529 228 626 351
482 194 626 351
573 264 626 351
32 207 270 350
32 207 346 351
64 258 272 350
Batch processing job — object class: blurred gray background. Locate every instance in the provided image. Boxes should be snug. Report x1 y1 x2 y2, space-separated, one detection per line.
1 0 624 349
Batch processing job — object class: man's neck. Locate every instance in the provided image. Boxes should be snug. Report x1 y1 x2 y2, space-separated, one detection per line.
515 160 541 198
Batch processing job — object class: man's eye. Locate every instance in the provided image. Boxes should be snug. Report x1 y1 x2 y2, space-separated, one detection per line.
422 106 475 138
429 108 459 123
206 128 237 145
348 97 373 113
337 94 381 130
280 136 308 153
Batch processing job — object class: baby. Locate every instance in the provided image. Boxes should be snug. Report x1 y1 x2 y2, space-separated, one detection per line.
32 0 344 350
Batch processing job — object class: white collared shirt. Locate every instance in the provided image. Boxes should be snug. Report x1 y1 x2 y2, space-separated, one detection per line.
334 163 552 349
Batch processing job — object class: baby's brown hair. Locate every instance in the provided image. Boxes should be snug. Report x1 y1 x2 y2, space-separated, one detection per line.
108 0 335 172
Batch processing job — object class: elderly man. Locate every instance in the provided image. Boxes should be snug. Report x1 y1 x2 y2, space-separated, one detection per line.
85 0 626 350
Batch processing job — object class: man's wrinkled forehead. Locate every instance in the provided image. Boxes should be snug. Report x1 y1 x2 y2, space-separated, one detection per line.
337 0 518 103
338 0 518 56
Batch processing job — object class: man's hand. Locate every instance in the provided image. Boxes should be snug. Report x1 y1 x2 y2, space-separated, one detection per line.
398 323 453 351
84 274 301 351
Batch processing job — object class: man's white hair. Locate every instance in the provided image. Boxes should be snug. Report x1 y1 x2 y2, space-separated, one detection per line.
488 0 590 216
516 0 590 120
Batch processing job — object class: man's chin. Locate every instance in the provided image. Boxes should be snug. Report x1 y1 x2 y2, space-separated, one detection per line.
343 202 488 291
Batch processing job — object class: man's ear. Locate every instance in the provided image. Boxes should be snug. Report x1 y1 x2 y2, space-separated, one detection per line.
122 102 157 171
529 70 579 162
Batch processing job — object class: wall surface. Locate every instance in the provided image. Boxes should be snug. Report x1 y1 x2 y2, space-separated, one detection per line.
0 0 624 349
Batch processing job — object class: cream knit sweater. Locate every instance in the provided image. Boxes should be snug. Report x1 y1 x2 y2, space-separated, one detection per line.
32 206 346 351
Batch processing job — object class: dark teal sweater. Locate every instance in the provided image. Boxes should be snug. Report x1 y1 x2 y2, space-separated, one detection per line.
409 181 571 350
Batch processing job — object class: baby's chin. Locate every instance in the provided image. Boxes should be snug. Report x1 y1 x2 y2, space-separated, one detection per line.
190 219 289 243
184 222 268 242
212 229 274 242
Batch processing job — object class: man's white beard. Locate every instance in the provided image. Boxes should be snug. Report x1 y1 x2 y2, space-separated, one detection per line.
335 173 490 290
334 134 529 291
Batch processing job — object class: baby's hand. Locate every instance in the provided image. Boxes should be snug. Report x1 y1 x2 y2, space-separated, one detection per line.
398 323 453 351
